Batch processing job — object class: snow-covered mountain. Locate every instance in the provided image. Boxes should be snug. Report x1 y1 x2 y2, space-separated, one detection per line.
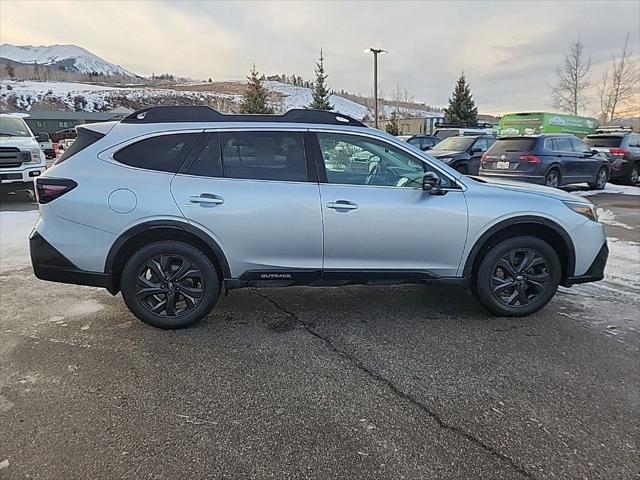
0 44 136 77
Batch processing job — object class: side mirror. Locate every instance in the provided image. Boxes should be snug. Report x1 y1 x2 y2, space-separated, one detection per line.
470 147 483 154
422 171 444 194
37 132 49 142
590 149 599 156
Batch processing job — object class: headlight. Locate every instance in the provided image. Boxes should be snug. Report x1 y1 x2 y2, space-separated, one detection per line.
28 149 41 163
563 201 598 222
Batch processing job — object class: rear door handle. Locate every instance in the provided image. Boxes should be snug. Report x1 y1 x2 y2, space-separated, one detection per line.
326 200 358 211
189 193 224 205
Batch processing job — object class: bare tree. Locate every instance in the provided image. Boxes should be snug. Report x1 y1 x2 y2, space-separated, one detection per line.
552 37 591 115
598 33 640 123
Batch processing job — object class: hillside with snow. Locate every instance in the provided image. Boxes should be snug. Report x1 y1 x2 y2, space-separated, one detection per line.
0 44 136 77
0 79 443 122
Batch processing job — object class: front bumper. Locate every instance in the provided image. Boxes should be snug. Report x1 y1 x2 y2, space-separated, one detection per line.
565 242 608 285
0 165 46 185
478 172 545 185
30 230 113 291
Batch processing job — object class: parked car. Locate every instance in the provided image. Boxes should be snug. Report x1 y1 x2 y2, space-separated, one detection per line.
429 134 495 175
584 129 640 185
479 134 610 189
0 113 47 193
433 127 489 140
398 134 440 151
31 106 607 328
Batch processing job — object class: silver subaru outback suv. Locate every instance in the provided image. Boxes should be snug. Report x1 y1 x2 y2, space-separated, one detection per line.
30 106 608 329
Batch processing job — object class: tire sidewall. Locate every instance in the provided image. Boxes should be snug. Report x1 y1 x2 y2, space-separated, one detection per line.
121 241 220 329
475 236 561 317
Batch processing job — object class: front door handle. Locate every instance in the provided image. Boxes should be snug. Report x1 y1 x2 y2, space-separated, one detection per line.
326 200 358 211
189 193 224 205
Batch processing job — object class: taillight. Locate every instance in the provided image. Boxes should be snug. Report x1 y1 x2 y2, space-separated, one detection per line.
481 154 490 163
520 155 541 164
609 147 628 156
34 178 77 204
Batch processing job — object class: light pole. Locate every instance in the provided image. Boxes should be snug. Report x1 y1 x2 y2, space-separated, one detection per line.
364 47 388 129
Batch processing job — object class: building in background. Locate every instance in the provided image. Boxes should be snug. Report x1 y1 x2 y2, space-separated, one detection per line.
23 107 133 139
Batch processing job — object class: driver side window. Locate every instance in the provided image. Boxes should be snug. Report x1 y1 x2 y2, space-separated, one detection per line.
316 133 452 188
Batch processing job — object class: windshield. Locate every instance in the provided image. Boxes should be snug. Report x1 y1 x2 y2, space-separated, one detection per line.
0 116 32 137
431 136 474 152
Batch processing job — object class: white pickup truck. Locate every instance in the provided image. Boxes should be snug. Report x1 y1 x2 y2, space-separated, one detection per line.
0 113 47 192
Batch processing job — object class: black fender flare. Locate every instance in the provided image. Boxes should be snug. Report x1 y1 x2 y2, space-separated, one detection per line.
105 220 231 284
462 215 576 281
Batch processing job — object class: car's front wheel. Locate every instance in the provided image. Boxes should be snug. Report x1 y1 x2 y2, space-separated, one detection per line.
474 236 561 317
121 241 220 329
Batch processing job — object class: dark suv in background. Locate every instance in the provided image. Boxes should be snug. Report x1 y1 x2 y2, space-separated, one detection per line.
398 134 440 151
584 129 640 185
479 134 610 189
429 135 495 175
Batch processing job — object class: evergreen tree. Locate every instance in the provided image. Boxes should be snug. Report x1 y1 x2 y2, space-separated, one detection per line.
240 64 274 114
385 111 400 135
5 64 15 79
308 49 333 111
443 72 478 125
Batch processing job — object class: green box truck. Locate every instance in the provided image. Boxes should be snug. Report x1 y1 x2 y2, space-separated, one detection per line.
498 112 599 136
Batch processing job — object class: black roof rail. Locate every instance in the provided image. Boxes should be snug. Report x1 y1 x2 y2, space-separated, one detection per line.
121 106 366 127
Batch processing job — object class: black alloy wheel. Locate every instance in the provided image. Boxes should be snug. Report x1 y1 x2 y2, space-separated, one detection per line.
490 249 549 307
136 255 204 317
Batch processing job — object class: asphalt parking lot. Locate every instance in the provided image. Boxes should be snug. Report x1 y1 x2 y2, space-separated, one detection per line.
1 187 639 480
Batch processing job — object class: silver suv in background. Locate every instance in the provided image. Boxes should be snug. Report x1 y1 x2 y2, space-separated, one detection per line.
0 113 47 192
30 107 608 329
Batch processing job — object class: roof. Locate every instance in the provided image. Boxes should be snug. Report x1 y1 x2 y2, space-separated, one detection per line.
21 111 116 121
107 106 135 115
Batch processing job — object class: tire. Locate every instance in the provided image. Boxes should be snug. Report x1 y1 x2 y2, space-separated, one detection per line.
544 168 561 188
625 163 639 186
121 240 220 329
455 164 469 175
474 236 561 317
588 167 608 190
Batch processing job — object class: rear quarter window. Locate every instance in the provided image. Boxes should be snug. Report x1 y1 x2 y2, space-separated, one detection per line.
54 128 105 165
488 138 537 154
114 133 199 173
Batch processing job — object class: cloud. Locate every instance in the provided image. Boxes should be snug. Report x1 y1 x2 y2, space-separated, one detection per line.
1 0 638 115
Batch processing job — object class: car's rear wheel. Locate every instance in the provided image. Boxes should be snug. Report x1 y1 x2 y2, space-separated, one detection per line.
474 236 561 317
626 163 639 185
589 167 608 190
121 241 220 329
544 169 561 188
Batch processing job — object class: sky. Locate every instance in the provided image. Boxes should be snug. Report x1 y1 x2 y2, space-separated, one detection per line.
1 0 639 115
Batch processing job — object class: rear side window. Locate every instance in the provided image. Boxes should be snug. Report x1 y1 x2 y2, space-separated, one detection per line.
114 133 199 173
554 137 573 152
584 136 623 148
54 128 104 165
187 134 222 177
488 138 536 154
220 132 307 182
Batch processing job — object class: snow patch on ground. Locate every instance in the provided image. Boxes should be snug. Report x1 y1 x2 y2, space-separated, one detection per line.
0 210 38 272
597 208 634 230
604 237 640 290
574 184 640 197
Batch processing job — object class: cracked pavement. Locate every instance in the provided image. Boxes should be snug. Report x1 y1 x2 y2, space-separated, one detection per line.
1 192 639 479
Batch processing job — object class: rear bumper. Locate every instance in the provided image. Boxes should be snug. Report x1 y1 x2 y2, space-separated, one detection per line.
478 172 545 185
30 230 115 292
565 242 608 286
